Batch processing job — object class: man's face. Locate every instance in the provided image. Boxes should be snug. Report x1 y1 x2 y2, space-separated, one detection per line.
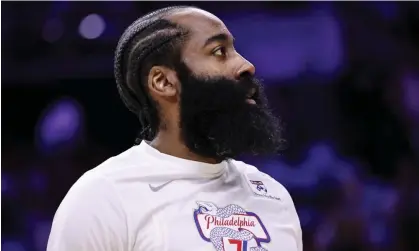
168 8 255 80
165 8 284 160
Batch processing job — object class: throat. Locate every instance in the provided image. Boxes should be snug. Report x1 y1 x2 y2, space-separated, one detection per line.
149 132 220 164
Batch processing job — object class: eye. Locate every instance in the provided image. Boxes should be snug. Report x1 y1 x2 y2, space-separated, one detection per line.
212 46 227 57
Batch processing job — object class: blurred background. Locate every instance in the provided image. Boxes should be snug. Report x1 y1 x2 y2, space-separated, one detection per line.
2 1 419 251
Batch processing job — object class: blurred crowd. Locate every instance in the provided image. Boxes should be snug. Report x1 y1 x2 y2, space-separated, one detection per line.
2 2 419 251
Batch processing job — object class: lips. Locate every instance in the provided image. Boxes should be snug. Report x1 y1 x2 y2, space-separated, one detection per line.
246 88 257 104
246 98 257 105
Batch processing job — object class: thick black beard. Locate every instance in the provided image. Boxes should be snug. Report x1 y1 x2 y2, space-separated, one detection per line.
176 62 284 161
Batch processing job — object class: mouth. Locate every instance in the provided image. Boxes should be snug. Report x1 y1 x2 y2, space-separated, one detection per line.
246 88 257 105
246 98 257 105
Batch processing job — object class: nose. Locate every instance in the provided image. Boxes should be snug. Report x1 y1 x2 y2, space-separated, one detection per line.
234 56 256 80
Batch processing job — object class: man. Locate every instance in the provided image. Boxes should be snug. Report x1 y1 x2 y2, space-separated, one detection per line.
47 6 302 251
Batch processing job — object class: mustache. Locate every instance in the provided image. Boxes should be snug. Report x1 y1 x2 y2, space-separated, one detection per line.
200 72 264 101
238 73 261 96
237 73 267 106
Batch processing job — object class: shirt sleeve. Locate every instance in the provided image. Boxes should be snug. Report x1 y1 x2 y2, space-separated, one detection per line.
47 171 128 251
287 190 303 251
277 181 303 251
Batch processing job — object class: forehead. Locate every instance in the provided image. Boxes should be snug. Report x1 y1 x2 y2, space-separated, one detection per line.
167 8 232 48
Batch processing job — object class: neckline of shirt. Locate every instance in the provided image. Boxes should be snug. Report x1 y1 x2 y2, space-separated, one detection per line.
135 140 228 178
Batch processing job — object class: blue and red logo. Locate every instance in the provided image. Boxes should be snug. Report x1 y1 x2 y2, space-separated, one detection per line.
193 201 270 251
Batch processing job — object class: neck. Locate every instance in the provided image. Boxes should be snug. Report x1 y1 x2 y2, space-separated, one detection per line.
149 130 220 164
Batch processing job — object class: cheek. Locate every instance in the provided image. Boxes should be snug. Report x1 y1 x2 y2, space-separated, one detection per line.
200 64 225 76
183 54 231 77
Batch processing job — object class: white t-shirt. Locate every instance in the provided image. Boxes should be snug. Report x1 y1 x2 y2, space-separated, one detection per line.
47 141 302 251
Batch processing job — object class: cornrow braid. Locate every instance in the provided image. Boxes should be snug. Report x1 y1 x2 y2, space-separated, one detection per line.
114 6 193 143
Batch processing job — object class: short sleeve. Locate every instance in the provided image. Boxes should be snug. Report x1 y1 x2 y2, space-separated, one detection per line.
47 171 128 251
280 183 303 251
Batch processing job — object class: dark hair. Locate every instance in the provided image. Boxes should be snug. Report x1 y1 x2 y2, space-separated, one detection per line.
114 6 192 143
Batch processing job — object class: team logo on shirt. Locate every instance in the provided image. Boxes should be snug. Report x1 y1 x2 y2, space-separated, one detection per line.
250 180 267 194
193 201 270 251
246 179 281 201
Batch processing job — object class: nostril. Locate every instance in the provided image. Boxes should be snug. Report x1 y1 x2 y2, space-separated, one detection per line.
238 71 252 80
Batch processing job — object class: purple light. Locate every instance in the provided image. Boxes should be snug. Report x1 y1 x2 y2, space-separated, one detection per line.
374 2 399 20
30 171 48 193
2 173 18 198
34 221 52 251
402 73 419 118
306 143 335 167
78 14 105 39
36 97 83 150
223 9 342 82
2 241 26 251
2 174 11 194
42 19 64 43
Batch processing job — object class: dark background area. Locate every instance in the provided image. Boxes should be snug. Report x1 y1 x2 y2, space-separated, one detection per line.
2 2 419 251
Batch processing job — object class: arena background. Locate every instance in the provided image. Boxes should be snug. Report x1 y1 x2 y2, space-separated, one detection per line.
2 2 419 251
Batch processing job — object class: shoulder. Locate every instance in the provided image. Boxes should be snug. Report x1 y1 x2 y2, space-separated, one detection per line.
88 145 157 186
48 170 128 251
63 146 156 214
91 145 150 178
53 169 126 223
71 145 167 219
231 160 303 250
51 145 152 235
230 159 295 203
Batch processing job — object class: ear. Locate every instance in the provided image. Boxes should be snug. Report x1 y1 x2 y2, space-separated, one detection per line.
147 66 179 98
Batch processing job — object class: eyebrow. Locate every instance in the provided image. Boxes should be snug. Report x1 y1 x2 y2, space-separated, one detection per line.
203 33 234 48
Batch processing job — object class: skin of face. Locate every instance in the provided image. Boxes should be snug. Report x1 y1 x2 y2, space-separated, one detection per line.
146 8 256 130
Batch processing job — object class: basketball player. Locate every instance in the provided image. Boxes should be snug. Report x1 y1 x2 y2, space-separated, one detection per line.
47 6 302 251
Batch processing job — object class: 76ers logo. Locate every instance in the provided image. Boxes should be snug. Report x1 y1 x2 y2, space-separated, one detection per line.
250 180 267 194
193 201 270 251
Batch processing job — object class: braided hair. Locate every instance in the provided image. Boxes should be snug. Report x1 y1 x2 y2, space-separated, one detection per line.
114 6 192 144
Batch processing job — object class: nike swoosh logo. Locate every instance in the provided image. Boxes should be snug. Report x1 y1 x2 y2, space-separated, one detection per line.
149 180 173 192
